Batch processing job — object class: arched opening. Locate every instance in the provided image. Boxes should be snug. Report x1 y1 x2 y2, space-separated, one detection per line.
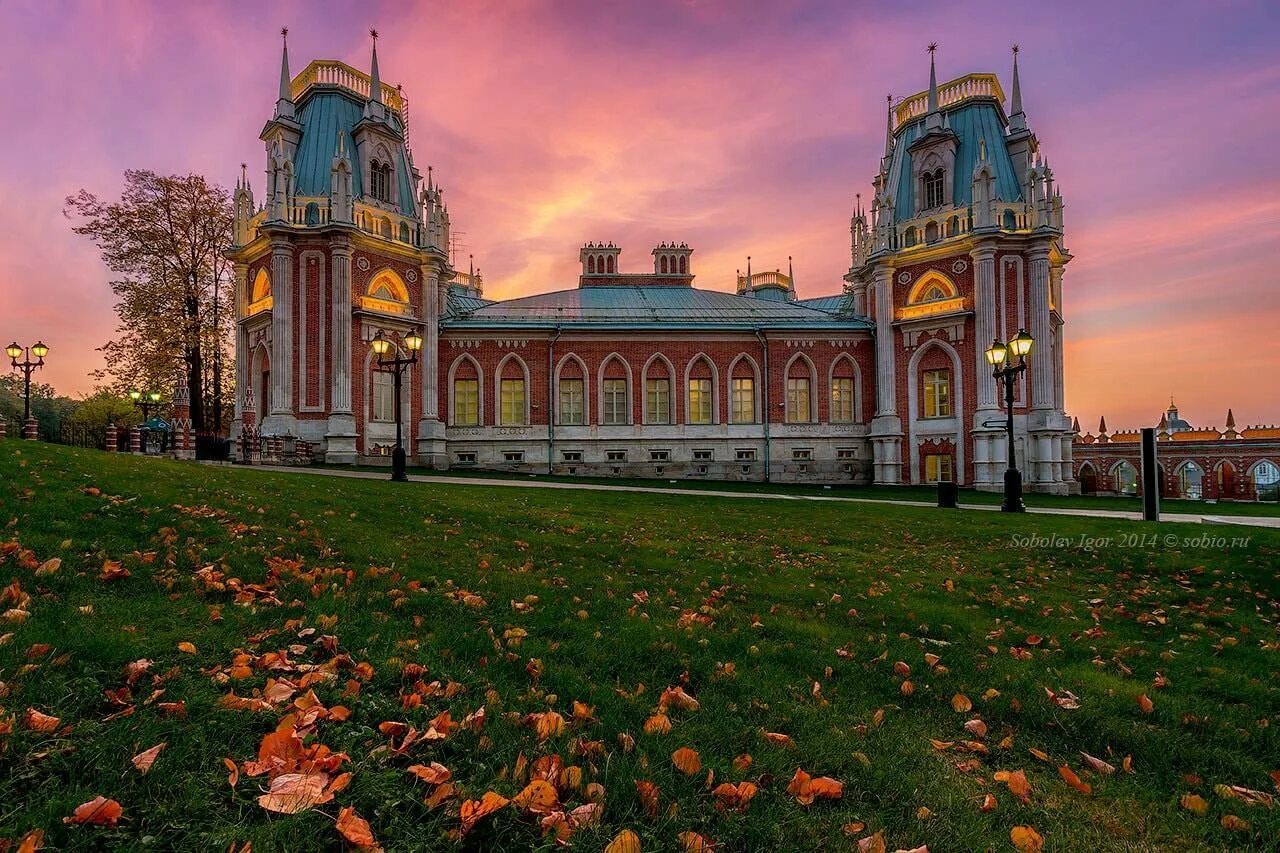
1002 209 1017 230
728 355 759 424
1079 462 1098 494
829 355 858 423
678 255 687 274
1177 461 1204 500
1251 460 1280 501
599 355 631 426
248 268 273 314
946 215 959 237
903 227 917 247
556 355 586 426
1112 461 1138 495
367 269 409 304
784 354 816 424
497 355 529 426
685 356 716 425
304 202 320 226
606 255 615 273
924 221 939 244
643 355 674 425
1216 461 1237 498
399 222 410 243
379 217 392 239
922 168 945 210
660 256 669 274
587 255 596 274
449 355 481 427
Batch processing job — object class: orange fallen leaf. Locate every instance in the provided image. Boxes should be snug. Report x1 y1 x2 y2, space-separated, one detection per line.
63 796 123 826
712 780 758 813
672 747 701 775
951 693 972 713
459 791 509 835
1179 793 1208 816
605 829 642 853
131 742 165 774
511 780 559 813
1220 814 1251 832
407 763 451 784
980 792 997 812
635 780 660 818
643 712 672 735
678 831 715 851
733 753 753 774
1058 766 1092 795
22 708 60 733
16 828 43 853
995 769 1032 804
177 641 197 654
336 806 382 850
223 757 239 787
1137 694 1154 714
856 831 886 853
1010 825 1044 852
256 772 332 814
762 731 794 747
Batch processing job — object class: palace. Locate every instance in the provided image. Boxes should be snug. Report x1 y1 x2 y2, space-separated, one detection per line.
1071 400 1280 500
229 35 1074 492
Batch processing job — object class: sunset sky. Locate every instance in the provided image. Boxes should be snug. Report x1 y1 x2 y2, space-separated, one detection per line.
1 0 1277 429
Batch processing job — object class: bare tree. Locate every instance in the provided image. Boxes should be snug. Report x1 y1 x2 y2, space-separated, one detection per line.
65 171 234 433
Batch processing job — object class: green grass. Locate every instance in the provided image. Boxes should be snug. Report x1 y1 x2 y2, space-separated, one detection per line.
324 461 1280 518
1 442 1277 851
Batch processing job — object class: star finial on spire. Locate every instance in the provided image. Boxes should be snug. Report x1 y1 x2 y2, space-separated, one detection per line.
281 26 288 39
927 42 938 55
370 27 379 42
1012 43 1019 56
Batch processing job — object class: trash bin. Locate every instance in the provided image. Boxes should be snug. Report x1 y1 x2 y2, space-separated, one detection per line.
195 435 232 461
936 480 958 508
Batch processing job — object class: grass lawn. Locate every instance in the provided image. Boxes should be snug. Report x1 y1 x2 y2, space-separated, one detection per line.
327 462 1280 519
1 442 1277 851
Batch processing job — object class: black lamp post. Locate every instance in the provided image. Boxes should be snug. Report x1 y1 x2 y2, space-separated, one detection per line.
985 328 1035 512
370 328 423 482
129 389 163 421
7 341 48 437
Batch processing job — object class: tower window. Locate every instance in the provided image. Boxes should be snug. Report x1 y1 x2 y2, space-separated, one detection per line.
923 169 945 210
370 159 393 203
923 369 951 418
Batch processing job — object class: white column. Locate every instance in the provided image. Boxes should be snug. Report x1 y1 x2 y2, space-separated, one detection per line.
1050 264 1066 412
873 267 896 417
232 263 248 426
330 243 353 413
971 244 998 410
265 239 296 434
325 240 357 464
1028 246 1053 412
422 268 441 419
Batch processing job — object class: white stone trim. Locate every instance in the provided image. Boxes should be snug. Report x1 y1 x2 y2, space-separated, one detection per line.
782 351 818 424
494 351 532 426
554 352 590 426
596 352 633 426
906 338 966 485
641 352 676 425
827 352 863 424
683 353 720 425
725 352 762 424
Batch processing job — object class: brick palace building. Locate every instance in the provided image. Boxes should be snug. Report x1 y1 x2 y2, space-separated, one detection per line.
228 35 1079 491
1071 400 1280 500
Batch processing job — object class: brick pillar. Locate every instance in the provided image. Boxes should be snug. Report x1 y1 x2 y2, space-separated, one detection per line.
129 427 142 453
171 376 193 459
0 415 7 439
22 417 38 440
105 422 118 452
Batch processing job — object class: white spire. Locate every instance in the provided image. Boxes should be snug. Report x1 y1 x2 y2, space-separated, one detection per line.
926 43 939 113
369 28 382 105
275 27 295 120
1009 44 1027 132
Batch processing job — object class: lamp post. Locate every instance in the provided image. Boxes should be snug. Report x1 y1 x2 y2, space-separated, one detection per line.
370 328 423 482
7 341 49 440
984 328 1035 512
128 389 164 421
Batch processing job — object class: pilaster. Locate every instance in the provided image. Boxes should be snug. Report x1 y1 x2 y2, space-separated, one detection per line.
869 263 902 484
325 238 357 463
262 238 296 435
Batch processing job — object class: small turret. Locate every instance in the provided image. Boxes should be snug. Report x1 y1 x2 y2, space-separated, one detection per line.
652 242 692 277
580 242 620 277
330 130 353 223
233 162 256 245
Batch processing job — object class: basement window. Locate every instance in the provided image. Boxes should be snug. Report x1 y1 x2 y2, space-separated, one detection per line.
503 451 525 463
561 450 583 463
455 451 477 465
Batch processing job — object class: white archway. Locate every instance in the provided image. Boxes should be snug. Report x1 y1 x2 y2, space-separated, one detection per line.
906 338 965 485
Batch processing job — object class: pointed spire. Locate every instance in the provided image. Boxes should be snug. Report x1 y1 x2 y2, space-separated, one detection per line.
1226 408 1236 429
788 256 794 288
1071 416 1080 434
368 28 382 105
926 43 939 113
275 27 296 120
883 93 894 155
240 162 247 187
1009 45 1027 132
1098 416 1107 434
427 165 433 191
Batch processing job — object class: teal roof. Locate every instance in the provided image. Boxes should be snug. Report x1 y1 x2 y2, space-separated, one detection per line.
794 294 850 314
889 101 1022 223
292 90 416 215
442 286 872 331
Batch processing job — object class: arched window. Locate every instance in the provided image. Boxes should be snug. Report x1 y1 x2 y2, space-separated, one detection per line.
304 202 320 226
1252 460 1280 500
606 255 615 273
830 356 858 423
686 356 716 425
498 356 529 426
784 355 815 424
643 355 673 425
678 255 687 274
368 270 409 303
1002 209 1017 230
923 169 945 210
907 272 959 306
369 158 393 203
371 368 395 422
247 269 272 315
923 369 951 418
729 356 758 424
557 356 586 425
600 356 630 426
1177 462 1204 500
587 255 596 274
946 215 959 237
903 227 917 247
399 222 411 243
924 221 939 243
379 217 392 238
660 256 669 274
450 356 481 427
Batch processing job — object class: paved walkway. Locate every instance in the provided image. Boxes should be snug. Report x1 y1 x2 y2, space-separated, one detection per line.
240 464 1280 529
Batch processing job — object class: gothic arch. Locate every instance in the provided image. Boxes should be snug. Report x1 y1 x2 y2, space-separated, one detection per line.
367 268 410 303
494 352 531 426
906 338 965 485
828 352 863 423
907 270 959 305
251 342 271 423
596 353 633 426
782 351 818 423
726 352 762 424
554 352 589 426
447 353 484 427
363 338 412 428
683 353 720 425
642 353 675 424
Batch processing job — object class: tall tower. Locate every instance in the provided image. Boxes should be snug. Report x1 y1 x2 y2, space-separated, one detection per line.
227 29 455 466
844 45 1072 493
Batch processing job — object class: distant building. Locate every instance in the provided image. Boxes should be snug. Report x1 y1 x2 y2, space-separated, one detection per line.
229 35 1071 490
1072 400 1280 500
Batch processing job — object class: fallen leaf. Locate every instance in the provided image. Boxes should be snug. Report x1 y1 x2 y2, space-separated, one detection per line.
223 757 239 787
856 831 886 853
1080 751 1115 775
995 769 1032 804
177 641 197 654
605 829 643 853
672 747 701 775
678 831 715 851
407 763 451 785
1137 694 1154 714
256 772 332 814
1179 793 1208 816
63 796 123 826
336 806 382 850
459 791 509 835
1059 766 1092 795
1010 825 1044 852
1220 814 1250 832
22 708 60 733
951 693 972 713
131 742 166 774
511 780 559 813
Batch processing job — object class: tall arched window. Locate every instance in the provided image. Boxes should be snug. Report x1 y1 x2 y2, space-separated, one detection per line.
644 356 673 425
678 255 687 274
600 356 630 425
923 170 945 209
369 159 393 203
606 255 615 273
660 256 669 274
784 355 815 424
